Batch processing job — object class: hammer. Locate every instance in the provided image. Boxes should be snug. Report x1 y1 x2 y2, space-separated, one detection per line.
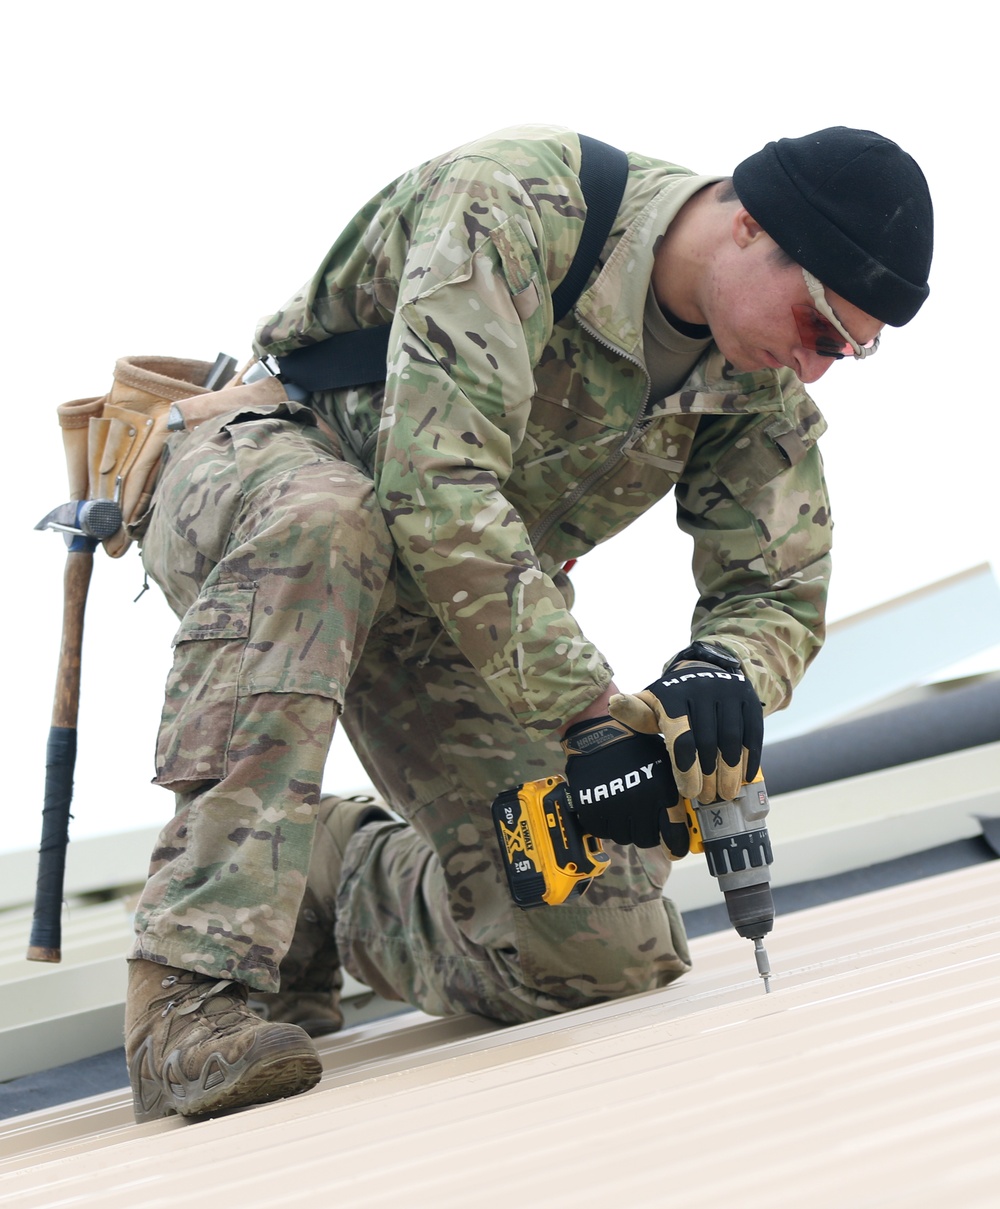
27 500 121 961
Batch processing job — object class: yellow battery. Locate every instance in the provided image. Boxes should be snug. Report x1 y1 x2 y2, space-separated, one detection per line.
492 775 610 907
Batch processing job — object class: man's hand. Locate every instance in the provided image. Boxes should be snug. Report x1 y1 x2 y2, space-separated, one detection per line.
608 646 763 804
561 716 688 853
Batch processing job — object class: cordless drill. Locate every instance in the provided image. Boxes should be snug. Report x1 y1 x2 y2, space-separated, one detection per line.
492 770 775 992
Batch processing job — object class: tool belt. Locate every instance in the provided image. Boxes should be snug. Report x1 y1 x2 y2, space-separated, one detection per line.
55 355 287 557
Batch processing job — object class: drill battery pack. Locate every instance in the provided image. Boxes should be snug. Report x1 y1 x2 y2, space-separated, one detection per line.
491 776 610 907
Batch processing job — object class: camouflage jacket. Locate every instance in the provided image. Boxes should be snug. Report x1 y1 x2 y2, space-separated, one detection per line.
254 125 831 737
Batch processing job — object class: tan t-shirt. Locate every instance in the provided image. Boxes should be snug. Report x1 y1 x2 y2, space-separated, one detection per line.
642 286 712 401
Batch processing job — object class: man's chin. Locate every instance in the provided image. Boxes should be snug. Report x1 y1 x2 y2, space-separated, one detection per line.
724 347 774 374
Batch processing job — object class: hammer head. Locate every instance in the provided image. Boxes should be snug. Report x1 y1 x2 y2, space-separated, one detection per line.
36 499 123 543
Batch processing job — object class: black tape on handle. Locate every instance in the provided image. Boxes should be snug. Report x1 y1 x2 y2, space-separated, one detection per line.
28 727 77 959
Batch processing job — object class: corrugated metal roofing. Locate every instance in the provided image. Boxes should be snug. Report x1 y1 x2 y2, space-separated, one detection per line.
4 741 995 1082
0 894 404 1085
1 859 998 1208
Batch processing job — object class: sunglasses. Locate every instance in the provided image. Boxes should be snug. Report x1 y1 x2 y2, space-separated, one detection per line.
792 269 880 360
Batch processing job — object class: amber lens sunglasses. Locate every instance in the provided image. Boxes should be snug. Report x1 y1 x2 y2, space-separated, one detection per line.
792 269 880 360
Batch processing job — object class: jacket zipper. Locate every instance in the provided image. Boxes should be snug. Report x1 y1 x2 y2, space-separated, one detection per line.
528 315 652 552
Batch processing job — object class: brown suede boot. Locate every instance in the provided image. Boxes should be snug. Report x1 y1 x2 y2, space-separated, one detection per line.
250 794 392 1037
125 960 323 1123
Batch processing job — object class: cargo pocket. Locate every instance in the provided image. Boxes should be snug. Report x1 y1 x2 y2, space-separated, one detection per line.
154 581 256 791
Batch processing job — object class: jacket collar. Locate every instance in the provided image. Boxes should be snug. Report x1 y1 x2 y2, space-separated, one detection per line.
576 169 785 402
576 171 722 360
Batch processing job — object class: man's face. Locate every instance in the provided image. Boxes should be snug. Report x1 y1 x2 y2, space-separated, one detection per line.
707 211 884 385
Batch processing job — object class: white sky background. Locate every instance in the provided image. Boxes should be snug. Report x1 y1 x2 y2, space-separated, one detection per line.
3 1 997 854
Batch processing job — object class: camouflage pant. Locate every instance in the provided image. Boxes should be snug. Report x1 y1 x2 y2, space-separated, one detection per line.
133 403 691 1022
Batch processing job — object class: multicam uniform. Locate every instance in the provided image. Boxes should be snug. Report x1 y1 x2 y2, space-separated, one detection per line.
132 125 831 1022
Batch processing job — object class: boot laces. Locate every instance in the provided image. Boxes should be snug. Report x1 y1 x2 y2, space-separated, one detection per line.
158 974 247 1025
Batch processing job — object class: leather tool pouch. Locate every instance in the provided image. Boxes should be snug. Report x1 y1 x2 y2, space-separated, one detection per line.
56 356 288 557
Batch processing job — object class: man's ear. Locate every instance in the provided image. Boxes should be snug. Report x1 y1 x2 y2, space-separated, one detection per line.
732 207 766 249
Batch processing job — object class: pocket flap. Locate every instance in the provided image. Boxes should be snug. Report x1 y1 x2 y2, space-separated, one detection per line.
174 582 256 645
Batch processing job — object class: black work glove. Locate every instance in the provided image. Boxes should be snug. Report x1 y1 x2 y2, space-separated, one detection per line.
608 643 763 804
562 716 688 854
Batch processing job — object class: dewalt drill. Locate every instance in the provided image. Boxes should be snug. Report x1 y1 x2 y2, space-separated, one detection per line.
492 771 775 992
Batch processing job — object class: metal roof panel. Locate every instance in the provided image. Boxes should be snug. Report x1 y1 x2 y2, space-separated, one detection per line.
1 861 997 1208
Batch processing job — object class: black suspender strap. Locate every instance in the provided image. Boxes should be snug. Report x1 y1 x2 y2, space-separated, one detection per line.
275 134 629 392
550 134 629 323
275 325 396 394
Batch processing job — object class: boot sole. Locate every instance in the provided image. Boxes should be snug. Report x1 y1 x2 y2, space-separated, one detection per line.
132 1025 323 1124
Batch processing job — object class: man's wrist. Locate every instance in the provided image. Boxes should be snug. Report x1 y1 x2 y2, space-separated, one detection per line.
561 715 635 757
559 683 620 738
667 642 743 675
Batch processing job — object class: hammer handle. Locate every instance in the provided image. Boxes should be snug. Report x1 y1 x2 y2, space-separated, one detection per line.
27 547 93 962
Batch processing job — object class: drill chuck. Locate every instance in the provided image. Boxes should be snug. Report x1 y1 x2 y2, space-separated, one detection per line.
722 882 774 940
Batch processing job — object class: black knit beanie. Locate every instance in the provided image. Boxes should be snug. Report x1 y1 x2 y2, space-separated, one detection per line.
732 127 933 326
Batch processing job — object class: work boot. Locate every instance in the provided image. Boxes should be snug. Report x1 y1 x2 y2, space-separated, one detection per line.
125 959 323 1123
250 794 392 1037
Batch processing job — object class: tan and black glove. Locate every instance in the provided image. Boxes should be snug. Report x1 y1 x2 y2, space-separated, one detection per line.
609 643 763 805
562 717 689 854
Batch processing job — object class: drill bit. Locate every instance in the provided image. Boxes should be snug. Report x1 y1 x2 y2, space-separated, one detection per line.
753 937 772 994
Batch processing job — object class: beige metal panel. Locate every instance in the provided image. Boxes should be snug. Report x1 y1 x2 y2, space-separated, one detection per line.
667 741 1000 911
767 740 1000 853
0 899 134 1080
0 1005 129 1086
1 862 997 1208
0 827 161 911
0 900 129 968
0 892 397 1079
0 1009 494 1168
0 946 400 1084
1 735 996 1083
0 1012 506 1169
0 1090 147 1162
0 897 132 1080
1 960 128 1081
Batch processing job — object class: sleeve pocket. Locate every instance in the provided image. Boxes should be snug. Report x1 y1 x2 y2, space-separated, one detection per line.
714 403 827 503
490 217 549 330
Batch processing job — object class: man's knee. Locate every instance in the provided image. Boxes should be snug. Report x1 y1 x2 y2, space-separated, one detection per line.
509 892 692 1017
506 841 691 1015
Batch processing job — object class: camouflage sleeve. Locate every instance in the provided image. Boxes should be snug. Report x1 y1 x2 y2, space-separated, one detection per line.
374 152 613 736
673 377 832 716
